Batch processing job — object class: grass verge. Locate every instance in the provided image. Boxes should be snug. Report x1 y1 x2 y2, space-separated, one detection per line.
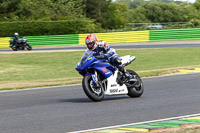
148 125 200 133
0 47 200 91
171 127 200 133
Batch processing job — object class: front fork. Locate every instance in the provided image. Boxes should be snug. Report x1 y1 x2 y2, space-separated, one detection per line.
91 71 97 83
91 71 100 88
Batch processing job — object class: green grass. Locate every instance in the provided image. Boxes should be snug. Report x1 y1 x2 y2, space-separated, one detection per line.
0 47 200 90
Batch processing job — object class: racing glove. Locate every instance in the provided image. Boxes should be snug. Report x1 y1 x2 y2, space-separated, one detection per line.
95 54 107 59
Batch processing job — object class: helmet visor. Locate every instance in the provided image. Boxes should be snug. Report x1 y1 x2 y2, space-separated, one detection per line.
86 42 94 50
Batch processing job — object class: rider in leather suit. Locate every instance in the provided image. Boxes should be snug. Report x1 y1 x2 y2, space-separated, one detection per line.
13 33 23 47
85 34 130 78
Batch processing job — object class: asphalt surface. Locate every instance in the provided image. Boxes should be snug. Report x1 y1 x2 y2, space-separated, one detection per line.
0 73 200 133
1 41 200 51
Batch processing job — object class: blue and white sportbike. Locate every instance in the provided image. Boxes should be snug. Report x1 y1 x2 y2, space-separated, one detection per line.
75 50 144 102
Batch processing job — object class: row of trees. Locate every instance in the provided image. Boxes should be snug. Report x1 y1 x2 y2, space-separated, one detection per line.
0 0 200 35
0 0 84 21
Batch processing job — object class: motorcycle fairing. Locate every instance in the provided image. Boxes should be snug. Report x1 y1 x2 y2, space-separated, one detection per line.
75 56 115 78
75 57 96 75
91 62 114 78
121 55 136 66
85 61 114 85
9 40 13 44
104 70 128 95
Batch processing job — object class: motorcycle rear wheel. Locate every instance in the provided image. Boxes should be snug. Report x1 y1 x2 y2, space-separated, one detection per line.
126 69 144 97
82 75 104 102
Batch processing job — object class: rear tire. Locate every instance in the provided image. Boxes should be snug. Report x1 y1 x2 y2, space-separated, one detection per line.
82 75 104 102
126 69 144 97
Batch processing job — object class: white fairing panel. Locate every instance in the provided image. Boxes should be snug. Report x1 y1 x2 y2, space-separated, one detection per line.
104 70 128 95
121 55 136 66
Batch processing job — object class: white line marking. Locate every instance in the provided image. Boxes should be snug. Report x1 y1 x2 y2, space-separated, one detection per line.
69 113 200 133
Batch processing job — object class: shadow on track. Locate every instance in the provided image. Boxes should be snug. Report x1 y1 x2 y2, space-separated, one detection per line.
58 98 92 103
58 96 134 103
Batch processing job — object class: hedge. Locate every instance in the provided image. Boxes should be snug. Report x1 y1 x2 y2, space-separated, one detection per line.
0 19 104 37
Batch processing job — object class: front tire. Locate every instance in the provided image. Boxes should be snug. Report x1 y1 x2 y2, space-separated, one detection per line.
82 75 104 102
26 44 32 50
12 46 18 51
126 69 144 98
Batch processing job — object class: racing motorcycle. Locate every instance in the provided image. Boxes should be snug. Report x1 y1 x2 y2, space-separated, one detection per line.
9 37 32 51
75 50 144 102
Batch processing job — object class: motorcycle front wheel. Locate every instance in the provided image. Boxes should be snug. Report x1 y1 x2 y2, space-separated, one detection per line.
12 46 18 51
26 44 32 50
82 75 104 102
126 69 144 98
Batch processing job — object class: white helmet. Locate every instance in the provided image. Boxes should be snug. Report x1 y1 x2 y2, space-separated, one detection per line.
14 33 19 36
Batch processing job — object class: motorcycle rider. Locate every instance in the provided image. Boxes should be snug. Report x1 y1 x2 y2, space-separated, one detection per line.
85 34 131 79
13 33 23 47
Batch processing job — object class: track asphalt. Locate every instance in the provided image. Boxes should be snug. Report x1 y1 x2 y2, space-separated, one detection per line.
0 73 200 133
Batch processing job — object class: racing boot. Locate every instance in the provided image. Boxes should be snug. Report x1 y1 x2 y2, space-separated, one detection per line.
114 58 131 80
120 67 131 80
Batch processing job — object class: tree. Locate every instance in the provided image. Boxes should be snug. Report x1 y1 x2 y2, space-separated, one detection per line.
132 1 199 23
104 2 129 29
194 0 200 10
0 0 84 21
115 0 132 8
0 0 21 20
84 0 111 26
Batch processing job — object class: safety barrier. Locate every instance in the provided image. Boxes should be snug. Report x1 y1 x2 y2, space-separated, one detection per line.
25 34 79 46
150 28 200 41
1 28 200 48
0 37 10 48
79 31 149 45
